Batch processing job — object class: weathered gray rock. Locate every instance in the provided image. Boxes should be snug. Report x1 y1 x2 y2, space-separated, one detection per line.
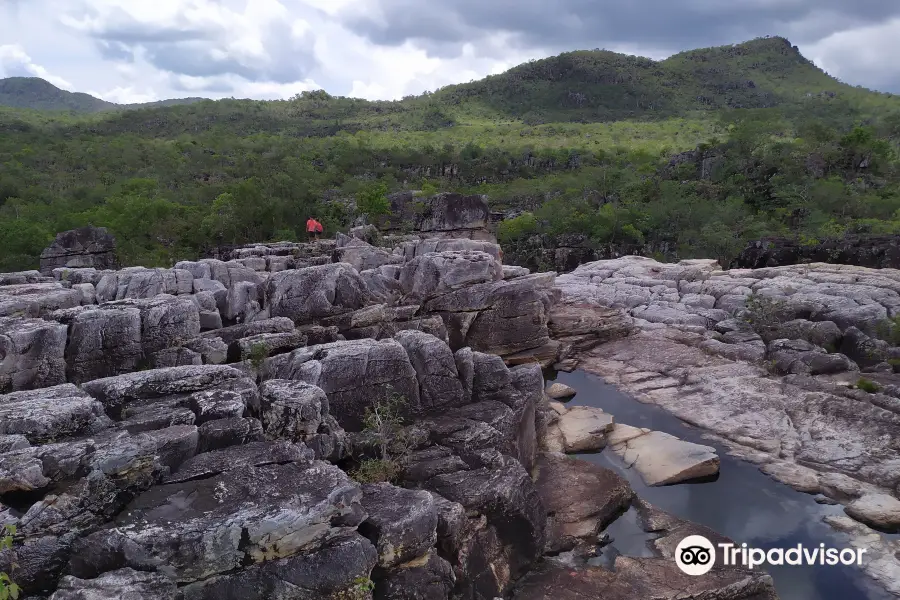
0 384 112 444
768 338 858 375
62 306 143 383
375 550 455 600
196 416 265 453
394 330 465 410
40 226 118 274
81 365 254 418
178 532 377 600
49 568 177 600
105 460 365 583
182 336 228 365
148 346 202 369
201 317 295 346
333 234 403 271
395 238 501 261
267 263 374 324
95 267 193 302
229 331 306 363
359 483 438 569
262 339 420 431
0 316 68 392
165 440 314 484
0 282 82 318
399 251 502 302
258 380 328 440
418 193 490 233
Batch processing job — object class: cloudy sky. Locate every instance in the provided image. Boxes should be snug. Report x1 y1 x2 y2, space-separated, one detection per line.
1 0 898 104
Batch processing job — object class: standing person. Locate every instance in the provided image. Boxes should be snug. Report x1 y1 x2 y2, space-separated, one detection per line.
306 217 317 242
314 219 323 240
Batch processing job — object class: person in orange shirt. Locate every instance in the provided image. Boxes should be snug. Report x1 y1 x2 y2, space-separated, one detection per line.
306 217 323 242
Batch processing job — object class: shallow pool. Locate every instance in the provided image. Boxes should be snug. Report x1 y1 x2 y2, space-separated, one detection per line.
553 369 895 600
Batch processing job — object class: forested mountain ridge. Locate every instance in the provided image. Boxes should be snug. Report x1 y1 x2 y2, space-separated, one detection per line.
1 36 900 272
0 77 205 113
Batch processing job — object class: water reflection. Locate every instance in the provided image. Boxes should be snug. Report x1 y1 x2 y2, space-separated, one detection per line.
556 370 894 600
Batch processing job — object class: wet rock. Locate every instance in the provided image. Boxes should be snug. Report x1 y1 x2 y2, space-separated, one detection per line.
267 263 374 324
845 493 900 531
545 406 614 453
545 383 575 401
359 482 438 569
0 316 68 392
608 425 719 486
534 453 633 553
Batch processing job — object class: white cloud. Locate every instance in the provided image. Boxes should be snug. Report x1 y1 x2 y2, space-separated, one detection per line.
1 0 900 106
0 44 74 90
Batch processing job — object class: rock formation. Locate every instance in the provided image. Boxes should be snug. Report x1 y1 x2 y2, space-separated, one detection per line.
554 255 900 590
39 226 119 275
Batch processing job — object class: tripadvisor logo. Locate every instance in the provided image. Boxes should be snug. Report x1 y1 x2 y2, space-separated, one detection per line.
676 535 716 575
675 535 867 576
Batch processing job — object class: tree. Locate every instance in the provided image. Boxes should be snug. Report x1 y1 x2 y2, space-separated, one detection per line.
356 181 390 218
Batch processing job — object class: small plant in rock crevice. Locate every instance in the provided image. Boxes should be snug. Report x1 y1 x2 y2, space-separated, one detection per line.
247 342 269 369
740 292 786 336
350 392 415 484
855 377 880 393
0 524 20 600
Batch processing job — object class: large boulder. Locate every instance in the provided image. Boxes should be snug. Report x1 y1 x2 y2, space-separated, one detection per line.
534 453 633 553
359 482 438 569
64 307 143 383
95 267 193 302
49 569 177 600
39 226 118 274
95 460 365 584
394 330 465 410
0 316 68 392
266 263 374 324
418 193 490 234
0 384 112 444
425 273 556 356
333 234 403 271
399 251 502 303
262 339 420 431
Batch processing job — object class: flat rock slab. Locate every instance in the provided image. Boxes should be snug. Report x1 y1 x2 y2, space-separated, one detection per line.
609 425 719 486
845 493 900 532
545 406 614 453
545 383 576 401
513 557 777 600
534 453 633 553
110 461 364 583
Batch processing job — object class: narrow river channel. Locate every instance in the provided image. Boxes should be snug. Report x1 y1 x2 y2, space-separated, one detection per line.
552 369 896 600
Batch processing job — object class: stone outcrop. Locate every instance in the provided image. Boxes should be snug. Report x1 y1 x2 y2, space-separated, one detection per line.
554 254 900 586
39 226 119 275
0 228 798 600
733 235 900 270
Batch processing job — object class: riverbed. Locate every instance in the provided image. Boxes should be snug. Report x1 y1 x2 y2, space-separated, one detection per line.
552 369 895 600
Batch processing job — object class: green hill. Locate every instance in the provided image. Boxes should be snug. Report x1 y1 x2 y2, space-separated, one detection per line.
0 77 206 113
1 36 900 271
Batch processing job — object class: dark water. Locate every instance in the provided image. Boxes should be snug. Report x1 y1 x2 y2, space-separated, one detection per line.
552 369 895 600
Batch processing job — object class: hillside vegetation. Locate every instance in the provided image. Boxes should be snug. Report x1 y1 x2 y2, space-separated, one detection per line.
1 36 900 270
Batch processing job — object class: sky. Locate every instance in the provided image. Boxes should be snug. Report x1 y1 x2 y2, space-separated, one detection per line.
1 0 900 104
